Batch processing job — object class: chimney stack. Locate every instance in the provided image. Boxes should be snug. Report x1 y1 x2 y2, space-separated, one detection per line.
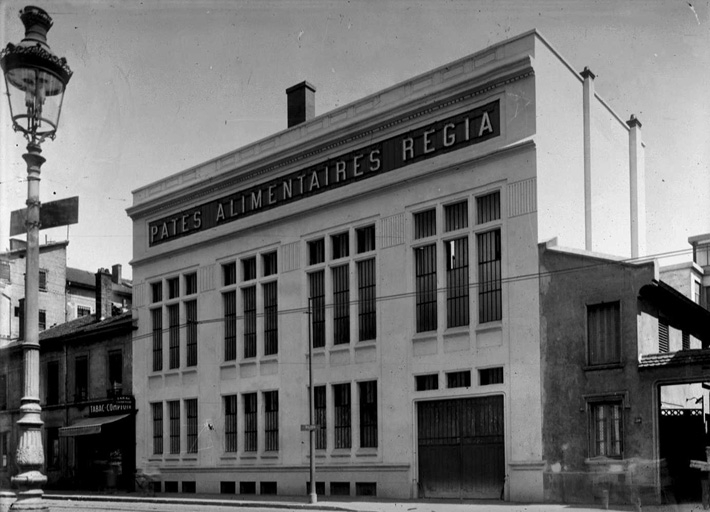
627 114 646 258
112 264 122 284
286 81 316 128
580 67 595 252
95 268 113 321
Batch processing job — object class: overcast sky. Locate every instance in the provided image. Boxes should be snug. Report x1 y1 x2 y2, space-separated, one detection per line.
1 0 708 279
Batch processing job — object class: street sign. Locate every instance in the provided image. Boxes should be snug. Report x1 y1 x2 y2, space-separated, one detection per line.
301 424 317 431
10 196 79 236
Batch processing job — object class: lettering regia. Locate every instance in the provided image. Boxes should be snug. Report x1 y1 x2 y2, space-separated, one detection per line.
401 110 494 161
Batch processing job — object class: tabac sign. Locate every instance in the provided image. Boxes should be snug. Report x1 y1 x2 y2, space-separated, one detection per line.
88 395 135 417
149 99 500 246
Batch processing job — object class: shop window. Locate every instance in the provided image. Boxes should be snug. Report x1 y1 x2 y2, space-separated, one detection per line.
446 237 469 327
314 386 326 450
168 401 180 454
359 381 377 448
333 265 350 345
587 301 621 364
415 245 437 332
185 300 197 367
414 209 436 239
39 269 47 292
477 229 501 323
151 282 162 303
184 272 197 295
168 304 180 369
224 395 238 452
476 191 500 224
308 238 325 265
309 271 325 348
220 481 236 494
445 201 468 232
356 225 375 253
333 383 351 449
479 367 504 386
243 286 256 358
167 277 179 299
186 398 198 454
332 232 349 259
260 481 277 495
151 308 163 371
46 361 59 405
264 391 278 452
446 370 471 389
357 259 376 341
589 400 623 458
262 251 277 277
239 481 256 494
243 393 257 452
416 374 438 391
152 402 163 455
223 291 237 361
222 262 237 286
242 257 257 282
75 356 88 402
263 282 278 356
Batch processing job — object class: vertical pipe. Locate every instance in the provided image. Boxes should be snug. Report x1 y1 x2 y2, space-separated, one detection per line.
581 67 595 252
308 297 317 504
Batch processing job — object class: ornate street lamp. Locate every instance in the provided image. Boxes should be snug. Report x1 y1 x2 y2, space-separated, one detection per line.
1 5 72 511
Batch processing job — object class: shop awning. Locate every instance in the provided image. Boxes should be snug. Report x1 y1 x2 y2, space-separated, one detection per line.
59 414 130 437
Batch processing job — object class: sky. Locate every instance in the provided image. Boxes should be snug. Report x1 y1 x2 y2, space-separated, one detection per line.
0 0 708 280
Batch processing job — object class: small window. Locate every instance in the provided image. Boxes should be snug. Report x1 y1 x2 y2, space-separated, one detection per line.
588 302 621 364
222 262 237 286
589 401 623 458
151 282 163 303
415 374 438 391
356 225 375 253
476 191 500 224
239 481 256 494
77 305 92 317
479 367 504 385
242 257 256 281
446 370 471 389
39 269 48 292
332 232 350 259
414 209 436 239
39 310 46 331
167 277 179 299
308 239 325 265
262 251 278 277
445 201 468 232
184 273 197 295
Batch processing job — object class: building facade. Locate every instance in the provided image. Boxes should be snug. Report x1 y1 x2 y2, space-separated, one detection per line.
128 30 644 500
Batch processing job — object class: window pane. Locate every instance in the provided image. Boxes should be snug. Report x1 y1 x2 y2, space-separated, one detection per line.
152 308 163 371
446 237 469 327
224 395 238 452
309 271 325 348
476 191 500 224
167 277 179 299
591 402 623 458
264 391 279 451
479 367 504 385
359 381 377 448
333 383 351 449
243 257 257 281
415 374 438 391
169 401 180 454
108 350 122 391
151 282 163 303
333 265 350 345
314 386 326 449
415 245 437 332
184 273 197 295
332 233 350 259
168 304 180 369
356 225 375 253
75 356 88 402
244 393 257 452
263 282 278 356
445 201 468 232
39 270 47 292
243 286 257 358
262 252 278 277
446 370 471 388
185 300 197 367
186 399 198 454
477 230 501 323
357 259 376 341
223 292 237 361
152 402 163 455
308 239 325 265
223 262 237 286
414 209 436 239
587 302 621 365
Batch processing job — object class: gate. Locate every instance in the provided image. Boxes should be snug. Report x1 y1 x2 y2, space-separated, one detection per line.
417 395 505 498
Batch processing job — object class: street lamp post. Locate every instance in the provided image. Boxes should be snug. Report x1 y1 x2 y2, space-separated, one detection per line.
0 6 72 511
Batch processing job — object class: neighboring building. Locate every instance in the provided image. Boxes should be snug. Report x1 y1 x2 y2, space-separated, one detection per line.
0 240 69 346
540 239 710 507
128 30 645 500
66 264 132 321
0 270 136 491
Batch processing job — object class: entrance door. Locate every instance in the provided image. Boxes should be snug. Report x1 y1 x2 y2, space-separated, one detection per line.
417 395 505 498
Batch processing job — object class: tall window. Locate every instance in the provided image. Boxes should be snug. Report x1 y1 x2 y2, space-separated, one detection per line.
263 282 278 356
445 201 468 232
167 277 179 299
356 225 375 253
587 302 621 365
168 304 180 369
333 383 351 449
264 391 279 452
222 262 237 286
262 252 278 277
308 239 325 265
39 269 48 292
151 308 163 371
168 400 180 454
224 395 238 453
184 272 197 295
659 319 669 353
415 245 437 332
243 257 257 281
332 232 349 259
590 401 623 458
108 350 122 394
446 237 469 327
309 271 325 348
357 259 376 341
223 291 237 361
477 229 501 323
186 399 198 454
47 360 59 405
151 282 163 303
333 265 350 345
243 286 257 358
414 209 436 240
476 191 500 224
314 386 326 450
359 381 377 448
244 393 257 452
152 402 163 455
185 300 197 366
76 356 89 402
38 310 46 331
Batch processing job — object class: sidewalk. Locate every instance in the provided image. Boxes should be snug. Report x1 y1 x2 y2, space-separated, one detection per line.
39 490 710 512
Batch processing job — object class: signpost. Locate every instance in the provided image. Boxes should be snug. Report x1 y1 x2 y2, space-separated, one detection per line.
10 196 79 236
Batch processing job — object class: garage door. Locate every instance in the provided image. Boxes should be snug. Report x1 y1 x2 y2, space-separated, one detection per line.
417 395 505 498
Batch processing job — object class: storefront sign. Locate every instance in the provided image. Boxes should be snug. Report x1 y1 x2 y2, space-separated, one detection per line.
149 99 500 246
89 395 135 417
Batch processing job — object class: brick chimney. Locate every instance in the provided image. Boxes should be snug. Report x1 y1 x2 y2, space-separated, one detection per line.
95 268 113 320
112 264 122 284
286 81 316 128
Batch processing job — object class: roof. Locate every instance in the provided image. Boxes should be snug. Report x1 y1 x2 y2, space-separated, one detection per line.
639 349 710 369
1 240 69 258
39 311 133 344
66 267 133 293
639 280 710 342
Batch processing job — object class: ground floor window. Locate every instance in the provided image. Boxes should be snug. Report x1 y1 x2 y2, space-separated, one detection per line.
589 401 623 458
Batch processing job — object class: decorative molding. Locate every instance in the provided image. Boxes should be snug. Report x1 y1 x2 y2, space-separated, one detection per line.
508 177 537 218
381 213 406 248
281 242 300 273
133 282 146 308
199 265 214 292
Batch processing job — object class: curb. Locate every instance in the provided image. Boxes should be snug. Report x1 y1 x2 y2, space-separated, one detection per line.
44 494 371 512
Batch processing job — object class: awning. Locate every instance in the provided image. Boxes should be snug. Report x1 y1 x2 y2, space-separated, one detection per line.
59 414 130 437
